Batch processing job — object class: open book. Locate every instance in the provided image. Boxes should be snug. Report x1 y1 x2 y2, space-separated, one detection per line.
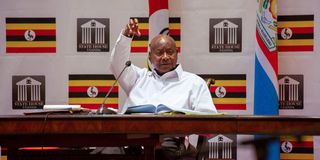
125 104 224 115
125 104 173 114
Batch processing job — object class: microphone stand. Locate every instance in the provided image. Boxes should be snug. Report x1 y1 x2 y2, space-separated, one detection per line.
96 61 131 114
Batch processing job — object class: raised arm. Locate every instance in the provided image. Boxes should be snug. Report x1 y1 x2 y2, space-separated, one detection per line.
109 19 141 94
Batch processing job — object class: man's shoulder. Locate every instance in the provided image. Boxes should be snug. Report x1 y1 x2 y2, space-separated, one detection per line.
181 71 206 83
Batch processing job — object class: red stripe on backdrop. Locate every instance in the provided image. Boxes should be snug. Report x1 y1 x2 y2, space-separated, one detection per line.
149 0 168 16
278 45 313 52
69 86 119 92
139 29 149 36
6 47 56 53
256 29 278 74
277 27 313 34
78 104 118 109
210 86 246 92
6 29 56 36
169 29 180 36
282 141 313 148
215 104 246 110
131 47 148 53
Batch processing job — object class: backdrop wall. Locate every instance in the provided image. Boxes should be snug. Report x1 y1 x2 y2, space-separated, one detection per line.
0 0 319 159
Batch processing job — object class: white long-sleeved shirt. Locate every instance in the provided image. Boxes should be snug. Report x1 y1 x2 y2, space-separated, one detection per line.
110 33 217 114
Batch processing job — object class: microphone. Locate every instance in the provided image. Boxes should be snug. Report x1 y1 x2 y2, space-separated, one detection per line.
96 60 132 114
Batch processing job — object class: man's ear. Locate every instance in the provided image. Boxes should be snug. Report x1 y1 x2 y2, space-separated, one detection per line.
147 52 152 71
148 51 151 61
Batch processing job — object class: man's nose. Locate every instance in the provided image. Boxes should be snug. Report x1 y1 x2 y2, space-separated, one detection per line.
162 52 169 60
163 52 169 58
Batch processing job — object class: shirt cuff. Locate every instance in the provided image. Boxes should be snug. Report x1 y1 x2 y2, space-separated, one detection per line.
117 30 133 45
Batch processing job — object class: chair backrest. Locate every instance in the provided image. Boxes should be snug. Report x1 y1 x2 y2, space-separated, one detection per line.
206 78 215 87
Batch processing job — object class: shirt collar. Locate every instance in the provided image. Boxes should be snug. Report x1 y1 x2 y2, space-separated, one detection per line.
150 64 183 80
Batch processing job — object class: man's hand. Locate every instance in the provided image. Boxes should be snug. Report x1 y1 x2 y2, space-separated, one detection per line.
123 18 141 38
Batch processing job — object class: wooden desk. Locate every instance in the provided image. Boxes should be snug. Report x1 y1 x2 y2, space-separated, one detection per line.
1 114 320 159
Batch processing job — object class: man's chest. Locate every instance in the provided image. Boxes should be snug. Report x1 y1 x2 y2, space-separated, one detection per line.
132 76 192 97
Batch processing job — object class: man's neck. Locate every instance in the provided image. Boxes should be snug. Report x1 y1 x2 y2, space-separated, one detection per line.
155 64 179 76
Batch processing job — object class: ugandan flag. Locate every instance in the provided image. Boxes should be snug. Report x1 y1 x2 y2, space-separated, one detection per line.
169 17 181 53
68 74 118 109
130 17 180 53
277 15 314 52
6 17 56 53
280 136 314 160
131 17 149 53
199 74 246 110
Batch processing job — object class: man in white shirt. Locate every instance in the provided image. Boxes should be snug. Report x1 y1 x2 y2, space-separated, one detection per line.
110 19 217 115
110 18 217 159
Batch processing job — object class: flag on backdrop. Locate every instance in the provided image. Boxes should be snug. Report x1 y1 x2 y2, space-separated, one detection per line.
254 0 279 159
280 136 314 160
131 17 149 53
68 74 118 109
6 17 56 53
199 74 246 110
277 15 314 52
169 18 181 53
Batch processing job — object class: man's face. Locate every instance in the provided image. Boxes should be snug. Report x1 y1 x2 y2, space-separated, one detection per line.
149 35 178 75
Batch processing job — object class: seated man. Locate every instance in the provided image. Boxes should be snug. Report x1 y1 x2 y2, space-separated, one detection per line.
110 18 217 159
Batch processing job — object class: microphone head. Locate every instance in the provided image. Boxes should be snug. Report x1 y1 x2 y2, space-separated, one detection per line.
125 61 132 67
